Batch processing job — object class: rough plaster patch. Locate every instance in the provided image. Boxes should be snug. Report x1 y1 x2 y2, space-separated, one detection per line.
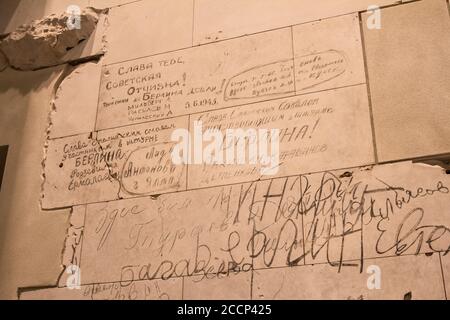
40 67 70 211
57 206 85 288
40 60 103 209
0 8 100 71
100 13 110 55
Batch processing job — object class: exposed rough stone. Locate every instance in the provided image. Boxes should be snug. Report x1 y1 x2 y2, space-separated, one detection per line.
0 8 99 71
0 50 8 71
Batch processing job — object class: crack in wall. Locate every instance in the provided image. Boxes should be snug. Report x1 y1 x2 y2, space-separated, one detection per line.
40 65 76 211
56 207 84 288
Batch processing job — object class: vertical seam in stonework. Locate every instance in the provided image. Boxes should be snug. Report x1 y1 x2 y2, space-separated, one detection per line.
91 9 110 132
439 253 448 300
56 209 74 287
78 205 88 271
93 64 104 131
186 114 191 191
181 276 185 300
100 9 110 58
192 0 196 47
290 26 297 93
358 12 379 164
94 10 111 131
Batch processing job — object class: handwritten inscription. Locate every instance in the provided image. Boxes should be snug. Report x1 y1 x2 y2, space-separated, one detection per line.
80 162 450 285
42 117 188 208
96 27 359 131
21 278 181 300
295 50 347 91
224 60 295 101
43 85 373 208
189 85 374 189
97 29 295 130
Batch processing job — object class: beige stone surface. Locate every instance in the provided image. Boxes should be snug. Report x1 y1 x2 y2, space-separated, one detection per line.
66 162 450 296
97 28 294 130
20 278 182 300
50 62 102 139
42 116 188 208
102 0 194 65
57 206 86 288
44 83 375 208
188 85 374 189
97 116 188 198
20 287 91 300
293 13 366 94
42 132 119 209
442 253 450 299
362 162 450 259
88 0 140 9
193 0 399 45
363 0 450 162
2 0 450 301
0 67 70 299
254 254 445 300
80 189 254 284
184 272 252 300
299 167 364 265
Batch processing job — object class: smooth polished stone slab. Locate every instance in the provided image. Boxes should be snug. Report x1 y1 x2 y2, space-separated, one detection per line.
66 161 450 291
102 0 194 65
292 13 366 94
188 84 375 189
80 188 255 285
97 28 294 130
50 62 102 139
253 254 445 300
193 0 398 45
42 116 188 208
362 0 450 162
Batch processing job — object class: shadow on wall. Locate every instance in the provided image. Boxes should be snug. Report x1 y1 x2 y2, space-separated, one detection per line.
0 65 61 253
0 66 69 299
0 0 90 35
0 0 46 34
0 65 58 95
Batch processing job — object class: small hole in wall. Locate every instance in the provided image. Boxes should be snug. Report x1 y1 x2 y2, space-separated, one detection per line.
340 171 353 178
0 145 9 191
59 163 64 168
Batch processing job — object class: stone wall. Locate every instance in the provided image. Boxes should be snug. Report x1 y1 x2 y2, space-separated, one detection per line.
0 0 449 300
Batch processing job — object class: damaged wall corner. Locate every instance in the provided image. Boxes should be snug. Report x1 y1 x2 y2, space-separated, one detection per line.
0 65 72 299
0 7 106 71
